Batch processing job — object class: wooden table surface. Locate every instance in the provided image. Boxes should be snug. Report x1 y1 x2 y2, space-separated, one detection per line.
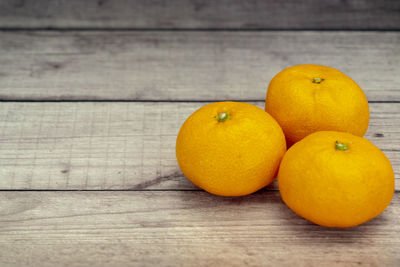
0 1 399 266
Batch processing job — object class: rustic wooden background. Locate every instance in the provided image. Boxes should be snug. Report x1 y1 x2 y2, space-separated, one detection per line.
0 0 399 266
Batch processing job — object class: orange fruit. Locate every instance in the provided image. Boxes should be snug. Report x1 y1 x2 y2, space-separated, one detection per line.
176 101 286 196
278 131 395 228
265 64 369 146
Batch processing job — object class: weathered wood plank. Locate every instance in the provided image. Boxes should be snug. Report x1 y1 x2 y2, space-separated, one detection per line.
0 102 398 190
0 191 399 266
0 0 399 30
0 31 399 101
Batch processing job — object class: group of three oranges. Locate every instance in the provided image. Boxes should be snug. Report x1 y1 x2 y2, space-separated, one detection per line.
176 64 394 228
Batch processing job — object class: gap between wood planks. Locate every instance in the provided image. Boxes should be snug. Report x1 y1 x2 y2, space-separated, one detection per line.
2 28 400 32
0 189 399 193
0 100 399 103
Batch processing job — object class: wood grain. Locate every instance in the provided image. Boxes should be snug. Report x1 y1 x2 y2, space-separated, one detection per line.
0 191 399 266
0 101 398 191
0 0 399 30
0 31 399 101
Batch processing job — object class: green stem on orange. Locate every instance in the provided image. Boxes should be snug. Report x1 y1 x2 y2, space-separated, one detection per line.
217 112 230 122
335 141 348 151
312 77 324 84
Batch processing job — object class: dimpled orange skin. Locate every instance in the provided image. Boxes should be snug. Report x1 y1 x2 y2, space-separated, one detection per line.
278 131 395 228
176 102 286 197
265 64 369 146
